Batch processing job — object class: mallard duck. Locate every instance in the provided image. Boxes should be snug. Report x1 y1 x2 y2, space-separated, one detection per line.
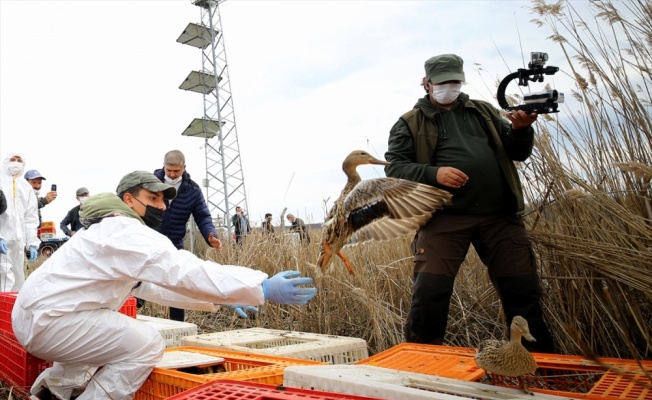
316 150 452 275
474 315 538 394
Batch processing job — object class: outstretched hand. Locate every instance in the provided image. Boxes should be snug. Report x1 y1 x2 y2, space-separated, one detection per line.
226 305 259 318
208 232 223 251
262 270 317 305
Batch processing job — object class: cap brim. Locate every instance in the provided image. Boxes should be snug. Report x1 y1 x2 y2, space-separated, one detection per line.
428 71 465 84
141 182 177 200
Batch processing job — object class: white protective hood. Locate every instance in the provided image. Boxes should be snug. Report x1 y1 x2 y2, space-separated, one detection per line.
0 151 39 246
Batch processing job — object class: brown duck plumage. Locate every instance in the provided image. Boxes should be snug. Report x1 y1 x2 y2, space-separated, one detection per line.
474 315 539 394
316 150 452 275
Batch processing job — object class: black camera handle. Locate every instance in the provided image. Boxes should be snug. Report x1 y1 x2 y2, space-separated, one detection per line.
496 64 560 114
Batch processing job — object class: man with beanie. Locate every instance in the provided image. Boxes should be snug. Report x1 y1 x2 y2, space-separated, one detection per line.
385 54 554 353
0 152 40 291
12 170 317 400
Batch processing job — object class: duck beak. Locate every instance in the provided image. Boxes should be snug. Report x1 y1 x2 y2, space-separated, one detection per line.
369 157 391 166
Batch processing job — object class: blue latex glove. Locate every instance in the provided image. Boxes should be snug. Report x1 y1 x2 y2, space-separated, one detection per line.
28 245 38 262
0 239 7 255
227 305 259 318
262 270 317 305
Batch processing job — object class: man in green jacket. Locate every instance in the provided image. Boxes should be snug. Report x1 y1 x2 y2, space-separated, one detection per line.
385 53 554 353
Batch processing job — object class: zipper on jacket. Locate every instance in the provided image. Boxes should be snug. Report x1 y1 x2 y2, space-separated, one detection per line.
433 109 448 140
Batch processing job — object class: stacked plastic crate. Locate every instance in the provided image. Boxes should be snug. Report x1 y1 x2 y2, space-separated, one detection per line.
134 346 328 400
165 379 386 400
37 221 56 240
0 292 52 398
0 294 137 398
136 314 198 347
282 343 652 400
181 327 369 364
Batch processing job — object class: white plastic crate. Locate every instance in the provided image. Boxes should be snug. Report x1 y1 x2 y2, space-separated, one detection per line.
136 315 198 348
284 365 573 400
157 350 224 369
180 328 368 364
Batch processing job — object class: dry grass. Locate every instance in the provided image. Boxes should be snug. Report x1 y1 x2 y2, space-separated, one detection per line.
2 0 651 398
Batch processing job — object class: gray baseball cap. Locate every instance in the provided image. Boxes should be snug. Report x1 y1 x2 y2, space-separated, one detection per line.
116 171 176 200
24 170 46 180
76 187 90 196
424 54 465 84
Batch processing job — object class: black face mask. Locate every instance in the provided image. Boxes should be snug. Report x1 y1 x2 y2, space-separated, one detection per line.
133 196 164 229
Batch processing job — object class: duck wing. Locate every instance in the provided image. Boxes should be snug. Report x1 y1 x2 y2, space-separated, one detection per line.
343 177 451 246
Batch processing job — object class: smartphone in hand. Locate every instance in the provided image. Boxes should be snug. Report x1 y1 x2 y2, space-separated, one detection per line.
51 184 57 192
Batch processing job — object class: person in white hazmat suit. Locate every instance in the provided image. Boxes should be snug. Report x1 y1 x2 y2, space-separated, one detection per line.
0 152 40 292
12 171 318 400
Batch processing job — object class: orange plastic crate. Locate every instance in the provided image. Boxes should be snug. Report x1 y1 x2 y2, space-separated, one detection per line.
0 332 51 393
134 346 327 400
119 296 137 318
479 352 652 399
166 379 384 399
0 292 18 340
37 226 56 235
355 343 484 381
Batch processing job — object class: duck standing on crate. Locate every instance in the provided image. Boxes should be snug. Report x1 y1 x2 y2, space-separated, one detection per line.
474 315 538 394
11 171 318 400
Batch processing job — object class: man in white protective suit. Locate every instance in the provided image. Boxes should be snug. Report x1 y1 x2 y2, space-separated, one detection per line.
0 152 40 291
12 171 318 400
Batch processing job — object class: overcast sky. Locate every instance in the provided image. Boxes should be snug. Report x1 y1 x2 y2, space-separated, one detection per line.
1 0 583 232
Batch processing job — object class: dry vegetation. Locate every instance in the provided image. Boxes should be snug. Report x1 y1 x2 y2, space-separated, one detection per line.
2 0 651 398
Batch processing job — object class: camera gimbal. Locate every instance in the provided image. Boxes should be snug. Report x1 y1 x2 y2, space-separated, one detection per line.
497 52 564 114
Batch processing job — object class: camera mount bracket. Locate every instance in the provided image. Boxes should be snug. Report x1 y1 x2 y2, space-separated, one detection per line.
496 52 562 114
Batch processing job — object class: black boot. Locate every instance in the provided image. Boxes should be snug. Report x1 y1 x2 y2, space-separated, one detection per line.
169 306 185 321
33 387 53 400
405 273 456 344
494 275 555 353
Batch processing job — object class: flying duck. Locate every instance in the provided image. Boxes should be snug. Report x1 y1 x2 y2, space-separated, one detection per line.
317 150 452 275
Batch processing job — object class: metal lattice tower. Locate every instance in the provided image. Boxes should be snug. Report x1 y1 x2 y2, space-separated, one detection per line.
177 0 247 234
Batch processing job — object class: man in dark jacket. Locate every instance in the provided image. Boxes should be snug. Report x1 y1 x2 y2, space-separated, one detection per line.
60 187 89 237
153 150 222 321
231 205 251 245
25 169 57 228
287 213 310 245
385 54 554 353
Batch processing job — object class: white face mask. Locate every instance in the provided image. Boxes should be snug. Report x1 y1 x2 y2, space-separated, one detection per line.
431 82 462 105
7 161 24 176
79 196 89 204
165 175 182 185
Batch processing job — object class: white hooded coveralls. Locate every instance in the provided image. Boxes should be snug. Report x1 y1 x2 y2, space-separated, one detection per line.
0 152 40 291
12 215 268 400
